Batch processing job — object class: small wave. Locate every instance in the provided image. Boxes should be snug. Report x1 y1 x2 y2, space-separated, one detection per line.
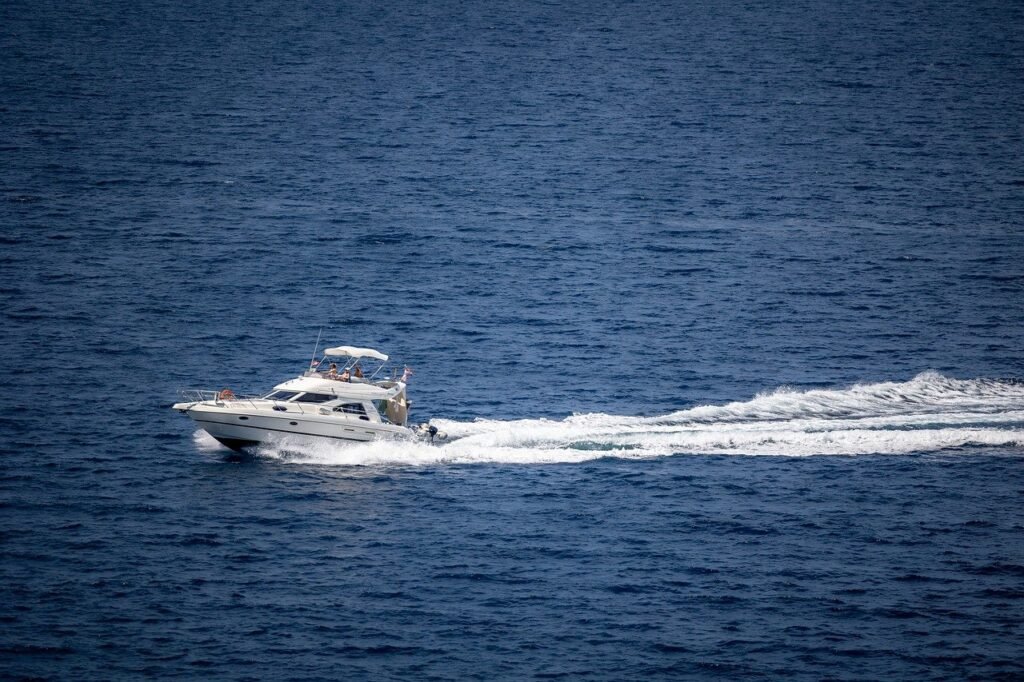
220 373 1024 466
192 430 229 452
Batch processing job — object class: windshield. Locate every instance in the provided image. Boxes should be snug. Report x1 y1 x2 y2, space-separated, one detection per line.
264 390 299 401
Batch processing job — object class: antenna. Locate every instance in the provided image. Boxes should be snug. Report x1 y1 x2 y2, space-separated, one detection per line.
309 326 323 371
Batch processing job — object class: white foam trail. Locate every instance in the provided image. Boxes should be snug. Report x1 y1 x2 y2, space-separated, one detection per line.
210 373 1024 465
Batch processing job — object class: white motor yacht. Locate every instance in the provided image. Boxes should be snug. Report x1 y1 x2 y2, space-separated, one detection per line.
172 345 436 451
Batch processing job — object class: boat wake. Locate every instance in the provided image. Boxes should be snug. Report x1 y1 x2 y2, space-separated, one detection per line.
194 372 1024 465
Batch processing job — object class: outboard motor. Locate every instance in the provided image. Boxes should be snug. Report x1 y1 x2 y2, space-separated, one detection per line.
418 422 448 443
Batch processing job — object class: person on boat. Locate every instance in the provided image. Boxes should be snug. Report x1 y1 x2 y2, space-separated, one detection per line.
353 363 364 379
326 363 339 379
338 368 351 382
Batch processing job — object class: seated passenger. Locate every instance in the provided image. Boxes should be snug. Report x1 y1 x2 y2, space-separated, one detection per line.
353 363 364 379
326 363 339 379
339 368 351 382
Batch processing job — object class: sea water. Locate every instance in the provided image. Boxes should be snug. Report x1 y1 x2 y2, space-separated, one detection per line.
2 0 1023 679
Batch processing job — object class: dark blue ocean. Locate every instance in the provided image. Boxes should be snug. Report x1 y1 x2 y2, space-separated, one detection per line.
3 0 1024 679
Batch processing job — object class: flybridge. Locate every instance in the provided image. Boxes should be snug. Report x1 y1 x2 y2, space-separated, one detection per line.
306 344 407 383
272 375 405 400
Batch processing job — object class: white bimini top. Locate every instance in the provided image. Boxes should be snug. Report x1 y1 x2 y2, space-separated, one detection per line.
322 346 389 361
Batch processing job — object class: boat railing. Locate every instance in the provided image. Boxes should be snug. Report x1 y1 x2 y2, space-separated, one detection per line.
178 389 261 407
178 389 346 416
179 389 221 402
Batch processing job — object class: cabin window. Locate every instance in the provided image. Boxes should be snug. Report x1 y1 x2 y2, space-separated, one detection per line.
334 402 367 416
265 390 299 401
294 392 333 403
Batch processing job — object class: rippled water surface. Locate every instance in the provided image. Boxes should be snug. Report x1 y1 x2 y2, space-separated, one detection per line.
3 0 1024 679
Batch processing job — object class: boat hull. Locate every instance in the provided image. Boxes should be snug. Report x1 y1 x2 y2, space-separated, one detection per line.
213 437 261 452
174 401 412 450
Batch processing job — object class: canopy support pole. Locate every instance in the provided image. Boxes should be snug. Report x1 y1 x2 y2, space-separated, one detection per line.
309 327 323 371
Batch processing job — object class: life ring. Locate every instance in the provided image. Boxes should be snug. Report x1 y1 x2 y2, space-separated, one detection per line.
218 388 235 401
